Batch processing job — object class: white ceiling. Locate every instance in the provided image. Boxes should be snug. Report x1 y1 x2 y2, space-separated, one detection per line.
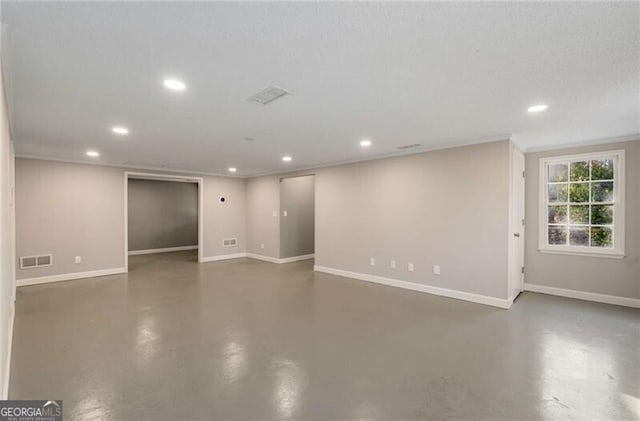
1 2 638 176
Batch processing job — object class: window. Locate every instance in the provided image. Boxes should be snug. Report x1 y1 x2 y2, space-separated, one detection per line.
538 150 625 258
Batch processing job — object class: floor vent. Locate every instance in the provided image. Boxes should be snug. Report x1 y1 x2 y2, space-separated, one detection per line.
20 254 53 269
223 238 238 247
397 143 422 150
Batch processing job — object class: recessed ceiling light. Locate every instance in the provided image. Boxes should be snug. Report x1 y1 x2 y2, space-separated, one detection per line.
527 104 548 113
163 78 186 91
86 150 100 157
282 156 292 162
228 167 237 173
360 139 372 147
111 126 129 135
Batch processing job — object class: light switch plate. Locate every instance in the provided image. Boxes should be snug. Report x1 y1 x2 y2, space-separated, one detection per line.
390 260 396 269
433 265 441 275
75 256 82 264
408 263 414 272
369 258 375 266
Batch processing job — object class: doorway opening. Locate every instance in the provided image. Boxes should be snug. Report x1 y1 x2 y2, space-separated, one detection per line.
124 172 204 271
279 175 315 261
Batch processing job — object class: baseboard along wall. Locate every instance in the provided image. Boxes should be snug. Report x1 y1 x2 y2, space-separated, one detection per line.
128 245 198 256
16 267 127 287
524 283 640 308
314 265 513 309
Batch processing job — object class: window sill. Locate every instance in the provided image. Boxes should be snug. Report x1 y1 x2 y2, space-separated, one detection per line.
538 248 625 259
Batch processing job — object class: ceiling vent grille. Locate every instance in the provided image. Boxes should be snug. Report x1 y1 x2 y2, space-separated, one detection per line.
223 238 238 248
397 144 422 150
248 86 289 105
20 254 53 269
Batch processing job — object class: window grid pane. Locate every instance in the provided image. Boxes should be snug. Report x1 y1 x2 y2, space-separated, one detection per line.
546 158 615 249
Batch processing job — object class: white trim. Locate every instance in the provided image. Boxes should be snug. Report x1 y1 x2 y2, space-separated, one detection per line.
524 133 639 153
128 245 198 256
2 302 15 399
524 283 640 308
124 174 128 270
246 253 281 264
246 253 315 264
538 248 625 259
250 135 512 178
16 154 243 179
15 134 638 179
125 172 204 270
314 265 512 309
200 253 248 262
17 267 126 287
507 142 525 300
538 149 625 258
279 254 315 263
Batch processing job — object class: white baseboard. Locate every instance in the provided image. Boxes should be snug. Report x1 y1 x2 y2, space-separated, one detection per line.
278 254 315 263
200 253 248 263
128 245 198 256
314 265 512 309
246 253 280 263
524 283 640 308
17 267 127 287
3 302 15 399
247 253 315 264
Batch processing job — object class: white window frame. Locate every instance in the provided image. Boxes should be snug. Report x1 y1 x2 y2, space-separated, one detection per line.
538 149 625 259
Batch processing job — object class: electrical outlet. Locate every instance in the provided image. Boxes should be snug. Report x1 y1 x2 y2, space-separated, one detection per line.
433 265 441 275
272 210 277 217
260 243 265 249
369 257 375 267
408 262 414 272
75 256 82 264
390 260 396 269
283 210 288 217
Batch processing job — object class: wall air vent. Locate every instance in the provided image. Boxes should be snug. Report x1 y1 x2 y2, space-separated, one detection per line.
397 144 422 150
20 254 53 269
223 238 238 247
248 86 289 105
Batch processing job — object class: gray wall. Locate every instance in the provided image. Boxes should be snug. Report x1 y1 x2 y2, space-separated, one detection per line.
13 137 639 304
0 57 16 398
201 174 246 258
15 159 247 280
246 176 280 258
248 140 511 300
16 159 126 278
128 179 198 251
280 175 315 258
525 139 640 299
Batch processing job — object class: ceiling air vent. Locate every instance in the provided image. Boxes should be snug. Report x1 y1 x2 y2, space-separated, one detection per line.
223 238 238 248
248 86 289 105
20 254 53 269
397 144 422 150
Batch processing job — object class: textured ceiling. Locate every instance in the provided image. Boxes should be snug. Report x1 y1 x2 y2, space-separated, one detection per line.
1 2 638 176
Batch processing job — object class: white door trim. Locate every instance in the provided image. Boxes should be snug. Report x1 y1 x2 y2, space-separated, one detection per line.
507 143 525 301
124 172 204 271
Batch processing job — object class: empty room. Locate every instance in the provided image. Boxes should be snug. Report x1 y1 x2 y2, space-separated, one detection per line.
0 1 638 420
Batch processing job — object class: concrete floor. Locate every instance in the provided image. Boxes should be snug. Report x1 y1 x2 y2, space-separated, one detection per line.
10 251 640 420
